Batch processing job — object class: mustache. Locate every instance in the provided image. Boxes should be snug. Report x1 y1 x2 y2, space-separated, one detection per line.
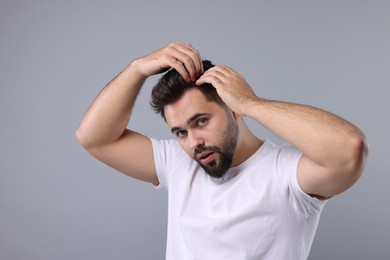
193 146 220 158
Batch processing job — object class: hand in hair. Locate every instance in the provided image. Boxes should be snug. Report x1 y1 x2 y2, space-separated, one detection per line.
196 65 259 116
133 42 204 82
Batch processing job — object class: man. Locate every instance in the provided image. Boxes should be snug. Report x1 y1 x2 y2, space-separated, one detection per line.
76 42 368 259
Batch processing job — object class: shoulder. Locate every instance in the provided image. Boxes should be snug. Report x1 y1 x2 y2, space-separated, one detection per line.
150 138 199 189
250 140 302 186
255 140 302 164
150 138 185 156
150 137 192 170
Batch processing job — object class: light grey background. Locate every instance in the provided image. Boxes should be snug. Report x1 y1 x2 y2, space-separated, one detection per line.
1 0 388 259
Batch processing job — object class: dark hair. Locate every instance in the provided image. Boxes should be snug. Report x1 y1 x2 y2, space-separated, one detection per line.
150 60 225 119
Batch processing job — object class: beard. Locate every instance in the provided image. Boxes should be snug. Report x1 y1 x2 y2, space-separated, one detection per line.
193 114 239 178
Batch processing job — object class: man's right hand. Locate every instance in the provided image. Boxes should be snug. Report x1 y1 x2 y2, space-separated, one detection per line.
76 42 204 185
133 42 204 82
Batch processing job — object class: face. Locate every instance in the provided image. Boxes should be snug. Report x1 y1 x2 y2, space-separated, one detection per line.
164 88 239 178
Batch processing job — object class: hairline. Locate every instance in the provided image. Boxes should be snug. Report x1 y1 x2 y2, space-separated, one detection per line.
160 85 227 121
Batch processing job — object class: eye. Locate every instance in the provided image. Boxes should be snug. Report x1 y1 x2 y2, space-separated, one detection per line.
176 130 188 138
198 118 208 126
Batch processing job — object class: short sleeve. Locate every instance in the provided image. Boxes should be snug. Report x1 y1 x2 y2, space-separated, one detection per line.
150 138 184 190
276 144 327 217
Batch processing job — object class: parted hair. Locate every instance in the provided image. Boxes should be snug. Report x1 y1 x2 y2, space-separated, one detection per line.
150 60 225 120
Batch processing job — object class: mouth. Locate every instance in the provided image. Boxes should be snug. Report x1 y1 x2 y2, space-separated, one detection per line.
197 151 215 164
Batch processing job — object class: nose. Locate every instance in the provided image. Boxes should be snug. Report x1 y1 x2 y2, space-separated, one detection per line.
188 131 205 152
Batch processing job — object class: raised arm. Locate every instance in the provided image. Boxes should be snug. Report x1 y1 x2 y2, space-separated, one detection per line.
196 65 369 199
76 42 203 185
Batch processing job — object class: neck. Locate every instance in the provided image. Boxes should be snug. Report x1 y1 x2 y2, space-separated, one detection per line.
231 119 263 167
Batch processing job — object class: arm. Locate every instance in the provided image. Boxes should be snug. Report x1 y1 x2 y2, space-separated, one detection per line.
196 66 369 198
76 42 203 185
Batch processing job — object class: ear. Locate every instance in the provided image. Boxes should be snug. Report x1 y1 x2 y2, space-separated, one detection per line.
231 110 241 121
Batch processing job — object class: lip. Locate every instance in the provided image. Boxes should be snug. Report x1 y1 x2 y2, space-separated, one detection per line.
197 151 214 164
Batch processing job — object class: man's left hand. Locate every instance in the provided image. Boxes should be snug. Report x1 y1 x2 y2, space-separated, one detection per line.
196 65 259 116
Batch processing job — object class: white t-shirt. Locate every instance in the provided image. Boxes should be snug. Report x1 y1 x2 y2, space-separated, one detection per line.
151 138 327 260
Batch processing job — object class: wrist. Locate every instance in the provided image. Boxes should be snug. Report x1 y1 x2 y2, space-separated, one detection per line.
240 96 267 117
128 58 149 81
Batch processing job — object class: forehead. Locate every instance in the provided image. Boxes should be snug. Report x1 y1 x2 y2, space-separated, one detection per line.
164 88 223 127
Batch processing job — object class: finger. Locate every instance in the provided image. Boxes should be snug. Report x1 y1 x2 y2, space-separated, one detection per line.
217 65 237 74
162 42 203 81
163 43 194 81
170 48 197 81
175 42 203 79
196 72 224 87
165 56 191 81
179 44 203 80
197 67 228 84
206 65 235 78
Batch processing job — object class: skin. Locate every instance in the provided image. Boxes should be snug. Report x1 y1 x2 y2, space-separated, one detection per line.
76 42 369 199
165 88 241 178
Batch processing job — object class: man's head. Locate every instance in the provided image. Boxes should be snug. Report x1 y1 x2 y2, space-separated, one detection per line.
151 60 225 120
150 60 239 178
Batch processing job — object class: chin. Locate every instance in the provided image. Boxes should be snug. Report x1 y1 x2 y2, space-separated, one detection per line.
201 162 230 179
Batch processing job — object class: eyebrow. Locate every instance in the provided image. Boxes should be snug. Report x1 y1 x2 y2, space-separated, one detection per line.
170 113 210 134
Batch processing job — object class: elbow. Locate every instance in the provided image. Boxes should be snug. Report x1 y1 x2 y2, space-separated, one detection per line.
345 131 369 179
76 125 114 154
75 126 93 150
352 131 369 165
75 128 86 147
